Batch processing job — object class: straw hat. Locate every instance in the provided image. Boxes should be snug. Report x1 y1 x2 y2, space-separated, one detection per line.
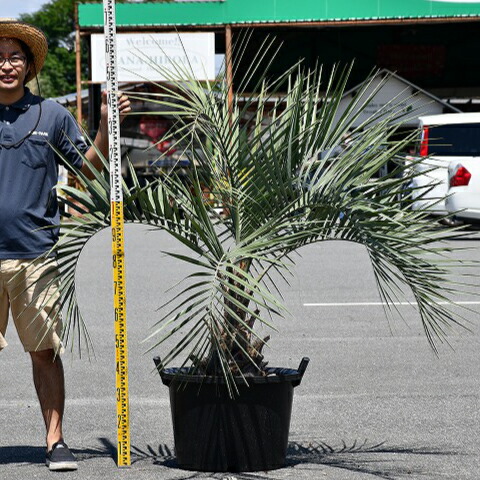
0 18 48 82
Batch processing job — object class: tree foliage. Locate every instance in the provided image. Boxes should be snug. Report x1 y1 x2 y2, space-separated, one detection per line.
33 47 474 396
20 0 150 98
21 0 88 98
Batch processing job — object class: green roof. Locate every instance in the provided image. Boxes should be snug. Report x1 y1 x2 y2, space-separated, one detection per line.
78 0 480 29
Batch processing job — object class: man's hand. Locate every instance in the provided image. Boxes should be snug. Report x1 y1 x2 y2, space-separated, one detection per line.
100 90 132 124
81 91 131 179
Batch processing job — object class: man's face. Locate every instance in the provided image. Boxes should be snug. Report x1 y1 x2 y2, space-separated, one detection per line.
0 38 30 95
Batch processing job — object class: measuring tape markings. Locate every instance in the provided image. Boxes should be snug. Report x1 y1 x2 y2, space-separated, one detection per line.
103 0 131 467
112 203 129 464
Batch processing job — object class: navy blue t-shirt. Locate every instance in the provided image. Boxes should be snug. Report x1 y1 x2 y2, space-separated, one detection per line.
0 89 87 258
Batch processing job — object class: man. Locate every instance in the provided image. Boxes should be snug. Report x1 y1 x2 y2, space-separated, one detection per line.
0 19 130 470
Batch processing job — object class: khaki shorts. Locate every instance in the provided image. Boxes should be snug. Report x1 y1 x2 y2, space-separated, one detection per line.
0 258 63 353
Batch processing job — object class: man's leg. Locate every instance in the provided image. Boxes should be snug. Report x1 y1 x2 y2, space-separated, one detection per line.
8 259 77 469
30 348 78 470
30 348 65 450
9 258 66 447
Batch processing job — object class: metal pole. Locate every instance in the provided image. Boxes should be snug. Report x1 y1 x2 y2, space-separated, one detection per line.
75 3 83 124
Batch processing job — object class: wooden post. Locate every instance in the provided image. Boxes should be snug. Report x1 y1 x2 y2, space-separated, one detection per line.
75 4 83 124
223 24 234 216
225 24 234 125
70 3 85 217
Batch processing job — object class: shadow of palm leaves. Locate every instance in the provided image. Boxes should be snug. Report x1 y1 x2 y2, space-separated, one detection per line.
285 440 462 479
124 439 461 480
0 438 461 479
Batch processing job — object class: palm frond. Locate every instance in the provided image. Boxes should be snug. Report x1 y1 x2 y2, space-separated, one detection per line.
29 40 476 389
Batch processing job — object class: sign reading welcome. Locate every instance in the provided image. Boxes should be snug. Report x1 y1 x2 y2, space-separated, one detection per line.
90 33 216 82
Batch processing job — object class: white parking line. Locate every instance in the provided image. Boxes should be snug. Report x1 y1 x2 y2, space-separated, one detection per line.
304 301 480 307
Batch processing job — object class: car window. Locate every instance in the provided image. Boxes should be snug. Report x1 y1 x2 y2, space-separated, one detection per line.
428 123 480 156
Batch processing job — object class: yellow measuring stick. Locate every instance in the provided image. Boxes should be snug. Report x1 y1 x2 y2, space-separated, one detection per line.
112 201 130 467
103 0 131 467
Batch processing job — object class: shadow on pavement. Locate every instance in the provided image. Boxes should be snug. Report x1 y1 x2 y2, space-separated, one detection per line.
284 440 461 479
129 439 461 479
0 438 462 479
0 446 45 465
0 441 116 467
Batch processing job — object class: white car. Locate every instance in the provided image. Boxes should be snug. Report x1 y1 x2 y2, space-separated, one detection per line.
409 113 480 220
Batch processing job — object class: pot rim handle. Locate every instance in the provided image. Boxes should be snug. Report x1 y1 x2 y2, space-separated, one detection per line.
298 357 310 378
153 356 163 373
291 357 310 387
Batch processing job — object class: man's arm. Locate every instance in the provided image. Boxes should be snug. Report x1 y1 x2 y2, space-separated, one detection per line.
81 91 131 179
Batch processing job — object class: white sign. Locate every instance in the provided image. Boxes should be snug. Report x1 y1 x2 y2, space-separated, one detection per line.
91 33 216 82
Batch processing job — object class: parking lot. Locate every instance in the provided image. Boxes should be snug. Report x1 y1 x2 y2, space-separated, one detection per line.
1 224 479 479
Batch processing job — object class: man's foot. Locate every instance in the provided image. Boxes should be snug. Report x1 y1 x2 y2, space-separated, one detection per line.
46 441 78 471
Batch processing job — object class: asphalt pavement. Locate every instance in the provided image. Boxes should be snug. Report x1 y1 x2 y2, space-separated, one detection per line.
1 224 479 479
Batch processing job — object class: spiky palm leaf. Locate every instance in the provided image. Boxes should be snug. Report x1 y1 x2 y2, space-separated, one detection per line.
35 45 472 391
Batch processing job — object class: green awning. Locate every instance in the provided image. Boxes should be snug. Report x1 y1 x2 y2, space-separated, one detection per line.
78 0 480 29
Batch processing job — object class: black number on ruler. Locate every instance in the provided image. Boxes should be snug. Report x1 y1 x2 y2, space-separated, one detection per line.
118 347 126 364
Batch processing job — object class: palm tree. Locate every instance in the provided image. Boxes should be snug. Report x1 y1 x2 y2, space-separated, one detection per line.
42 47 470 394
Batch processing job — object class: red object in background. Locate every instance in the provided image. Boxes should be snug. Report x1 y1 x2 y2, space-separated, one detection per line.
139 116 168 140
450 166 472 187
139 116 177 155
156 140 177 155
420 126 429 156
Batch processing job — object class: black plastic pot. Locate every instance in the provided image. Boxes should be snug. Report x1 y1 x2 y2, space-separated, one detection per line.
154 357 309 472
